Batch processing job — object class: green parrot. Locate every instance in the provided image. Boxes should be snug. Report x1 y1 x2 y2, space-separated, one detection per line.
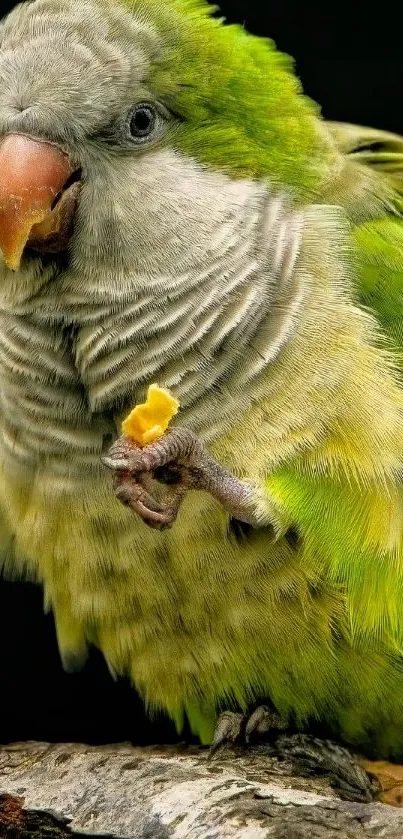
1 0 403 791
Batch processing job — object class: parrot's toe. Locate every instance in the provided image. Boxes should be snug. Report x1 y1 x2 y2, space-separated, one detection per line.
209 711 244 754
245 705 288 742
102 427 205 476
113 475 180 530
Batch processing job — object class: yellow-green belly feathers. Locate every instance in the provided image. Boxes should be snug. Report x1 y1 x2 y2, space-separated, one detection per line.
1 188 403 756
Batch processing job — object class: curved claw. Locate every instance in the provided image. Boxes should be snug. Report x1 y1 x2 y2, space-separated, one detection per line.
124 498 175 529
114 478 165 513
114 477 178 529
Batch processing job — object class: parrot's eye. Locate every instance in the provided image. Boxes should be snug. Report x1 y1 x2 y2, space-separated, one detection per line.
124 101 170 147
129 103 159 141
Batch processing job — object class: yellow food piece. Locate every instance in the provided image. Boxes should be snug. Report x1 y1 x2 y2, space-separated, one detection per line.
121 383 180 446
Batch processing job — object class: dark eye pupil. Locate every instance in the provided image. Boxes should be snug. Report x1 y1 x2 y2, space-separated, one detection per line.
130 105 155 137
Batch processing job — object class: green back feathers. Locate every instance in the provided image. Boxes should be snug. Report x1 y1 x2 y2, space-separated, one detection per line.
326 123 403 356
354 217 403 351
124 0 336 197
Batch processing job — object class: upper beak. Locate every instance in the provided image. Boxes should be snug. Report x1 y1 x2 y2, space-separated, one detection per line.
0 134 80 271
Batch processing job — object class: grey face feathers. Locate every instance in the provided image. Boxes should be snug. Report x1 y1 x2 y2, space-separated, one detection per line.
0 0 307 456
0 0 161 148
0 0 167 270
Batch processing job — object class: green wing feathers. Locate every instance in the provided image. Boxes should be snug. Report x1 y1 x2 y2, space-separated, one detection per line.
256 123 403 757
327 121 403 354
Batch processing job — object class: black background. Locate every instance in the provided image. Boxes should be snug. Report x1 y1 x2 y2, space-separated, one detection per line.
0 0 401 745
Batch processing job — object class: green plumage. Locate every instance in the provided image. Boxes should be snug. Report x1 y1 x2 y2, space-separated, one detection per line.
138 8 403 752
1 0 403 761
144 0 333 195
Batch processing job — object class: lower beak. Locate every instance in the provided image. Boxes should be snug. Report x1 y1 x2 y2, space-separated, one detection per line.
0 134 81 271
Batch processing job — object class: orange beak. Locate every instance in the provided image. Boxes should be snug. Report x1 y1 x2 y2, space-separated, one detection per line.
0 134 79 271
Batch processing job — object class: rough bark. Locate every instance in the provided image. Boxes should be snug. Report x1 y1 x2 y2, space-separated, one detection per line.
1 741 403 839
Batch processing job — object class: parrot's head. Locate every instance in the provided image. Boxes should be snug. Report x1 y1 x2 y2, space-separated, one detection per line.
0 0 336 302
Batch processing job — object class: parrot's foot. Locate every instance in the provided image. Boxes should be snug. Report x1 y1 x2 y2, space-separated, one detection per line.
210 706 287 754
210 707 379 803
102 427 259 530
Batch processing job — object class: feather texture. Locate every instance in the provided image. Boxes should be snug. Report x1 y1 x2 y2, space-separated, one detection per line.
0 0 403 757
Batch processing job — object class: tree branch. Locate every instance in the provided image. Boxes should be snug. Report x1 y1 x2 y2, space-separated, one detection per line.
1 741 403 838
